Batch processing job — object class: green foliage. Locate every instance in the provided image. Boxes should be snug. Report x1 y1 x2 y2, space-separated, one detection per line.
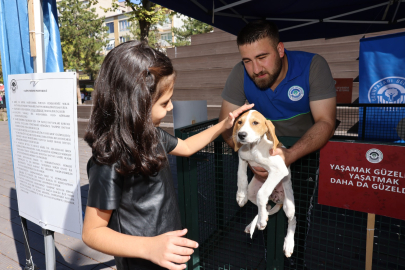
171 17 213 47
120 0 169 44
58 0 108 79
127 19 162 51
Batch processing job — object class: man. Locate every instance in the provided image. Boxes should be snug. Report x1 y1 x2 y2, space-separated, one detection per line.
219 20 336 180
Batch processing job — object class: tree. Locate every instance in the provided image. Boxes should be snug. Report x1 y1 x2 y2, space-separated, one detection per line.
112 0 169 43
127 19 163 50
171 17 213 47
58 0 108 79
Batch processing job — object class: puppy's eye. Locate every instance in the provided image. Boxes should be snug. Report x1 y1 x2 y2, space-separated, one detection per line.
253 121 259 125
238 120 242 124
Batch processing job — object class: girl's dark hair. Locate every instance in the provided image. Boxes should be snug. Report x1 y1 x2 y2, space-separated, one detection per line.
237 20 279 47
84 41 175 176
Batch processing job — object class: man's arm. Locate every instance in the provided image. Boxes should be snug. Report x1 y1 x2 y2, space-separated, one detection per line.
219 99 241 149
272 97 336 167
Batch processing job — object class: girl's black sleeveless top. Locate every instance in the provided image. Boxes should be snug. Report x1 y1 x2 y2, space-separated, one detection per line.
86 128 182 269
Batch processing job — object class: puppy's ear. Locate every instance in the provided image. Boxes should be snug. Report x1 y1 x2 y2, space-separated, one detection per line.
232 121 242 152
265 119 279 152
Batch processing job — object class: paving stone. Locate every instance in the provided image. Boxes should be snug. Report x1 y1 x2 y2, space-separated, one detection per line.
0 253 23 269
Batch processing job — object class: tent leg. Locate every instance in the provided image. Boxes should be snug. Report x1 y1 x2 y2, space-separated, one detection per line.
42 229 56 270
21 217 38 270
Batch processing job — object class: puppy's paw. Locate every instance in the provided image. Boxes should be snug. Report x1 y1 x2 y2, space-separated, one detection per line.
236 190 248 207
257 214 268 230
244 222 252 234
283 236 294 258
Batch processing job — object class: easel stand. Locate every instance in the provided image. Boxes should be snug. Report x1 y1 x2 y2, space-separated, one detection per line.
21 217 38 270
43 229 56 269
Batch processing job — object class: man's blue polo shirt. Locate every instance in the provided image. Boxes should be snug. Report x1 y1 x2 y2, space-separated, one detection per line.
244 50 314 123
222 50 336 137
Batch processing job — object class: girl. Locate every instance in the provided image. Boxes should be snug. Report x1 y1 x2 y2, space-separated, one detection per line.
82 41 253 270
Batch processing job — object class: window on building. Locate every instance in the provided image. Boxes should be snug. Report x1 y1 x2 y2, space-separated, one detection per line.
160 33 172 41
119 36 129 43
106 39 115 51
119 20 129 31
106 22 114 34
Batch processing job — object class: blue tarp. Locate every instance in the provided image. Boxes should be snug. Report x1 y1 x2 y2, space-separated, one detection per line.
359 32 405 141
0 0 63 106
0 0 63 167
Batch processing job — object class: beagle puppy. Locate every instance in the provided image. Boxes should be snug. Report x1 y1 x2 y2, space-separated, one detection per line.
233 110 296 258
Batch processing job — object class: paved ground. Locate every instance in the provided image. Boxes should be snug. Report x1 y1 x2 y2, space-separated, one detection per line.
0 121 116 269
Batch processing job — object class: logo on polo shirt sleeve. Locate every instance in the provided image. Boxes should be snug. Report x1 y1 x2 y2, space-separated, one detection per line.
288 86 304 101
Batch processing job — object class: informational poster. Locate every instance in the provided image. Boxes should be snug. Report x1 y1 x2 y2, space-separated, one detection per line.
319 141 405 220
8 72 82 239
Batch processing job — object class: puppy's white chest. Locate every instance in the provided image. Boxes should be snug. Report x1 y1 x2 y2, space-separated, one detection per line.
239 143 270 168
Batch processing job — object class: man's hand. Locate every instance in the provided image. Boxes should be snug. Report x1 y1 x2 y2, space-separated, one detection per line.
219 100 245 149
270 147 293 167
250 165 268 183
225 103 254 129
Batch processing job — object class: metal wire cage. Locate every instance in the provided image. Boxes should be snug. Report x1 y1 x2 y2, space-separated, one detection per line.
174 105 405 270
335 104 405 141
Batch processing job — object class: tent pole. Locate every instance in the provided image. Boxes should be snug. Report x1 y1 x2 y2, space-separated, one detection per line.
391 0 401 22
32 1 56 269
28 0 36 57
21 2 39 270
33 0 45 73
218 0 248 23
213 0 252 13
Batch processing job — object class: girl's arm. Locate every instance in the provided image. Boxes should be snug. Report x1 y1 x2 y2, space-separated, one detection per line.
170 103 254 157
82 206 198 270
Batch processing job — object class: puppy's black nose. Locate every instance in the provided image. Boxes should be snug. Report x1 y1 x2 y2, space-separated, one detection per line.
238 132 247 140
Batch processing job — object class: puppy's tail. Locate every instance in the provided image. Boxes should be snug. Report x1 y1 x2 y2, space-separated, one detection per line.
268 204 282 215
249 205 283 238
250 215 258 239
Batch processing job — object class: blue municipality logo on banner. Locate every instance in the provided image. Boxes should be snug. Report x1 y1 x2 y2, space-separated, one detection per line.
359 32 405 141
368 77 405 104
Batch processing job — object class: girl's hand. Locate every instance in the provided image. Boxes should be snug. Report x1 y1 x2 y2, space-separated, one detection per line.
147 229 198 270
226 103 255 129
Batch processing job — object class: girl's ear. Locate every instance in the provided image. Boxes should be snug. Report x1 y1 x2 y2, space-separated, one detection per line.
232 122 242 152
265 120 279 152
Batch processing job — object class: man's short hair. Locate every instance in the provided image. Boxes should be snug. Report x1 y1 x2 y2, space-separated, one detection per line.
237 20 279 47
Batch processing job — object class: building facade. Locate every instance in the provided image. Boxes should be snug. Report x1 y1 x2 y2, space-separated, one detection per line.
56 0 184 102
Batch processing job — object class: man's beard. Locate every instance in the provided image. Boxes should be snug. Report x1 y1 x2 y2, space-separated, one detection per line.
252 57 282 90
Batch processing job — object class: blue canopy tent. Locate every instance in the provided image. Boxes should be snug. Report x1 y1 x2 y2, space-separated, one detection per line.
151 0 405 42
